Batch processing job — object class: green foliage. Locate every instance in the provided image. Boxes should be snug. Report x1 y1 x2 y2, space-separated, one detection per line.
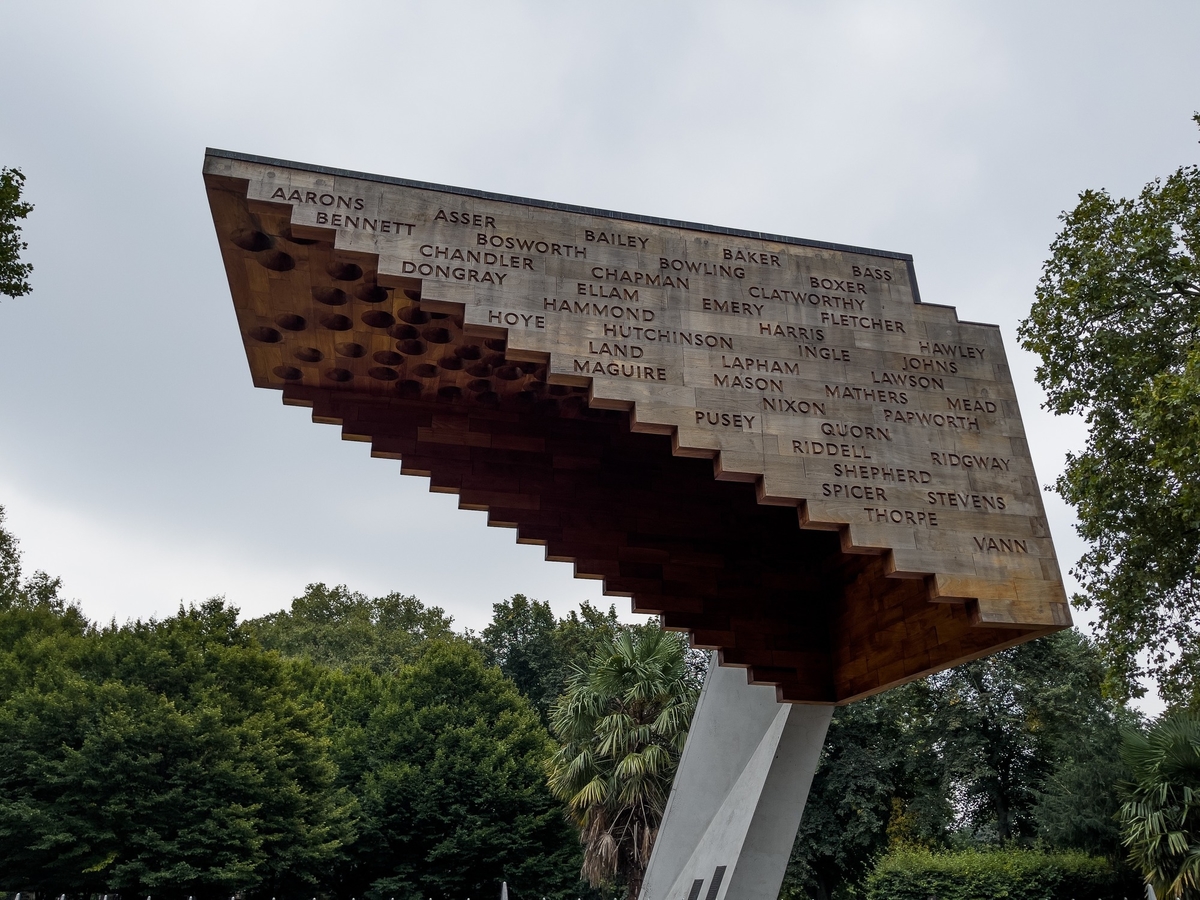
248 581 456 673
929 629 1132 850
0 598 355 895
783 682 946 900
547 628 697 900
784 631 1133 899
0 513 601 896
1017 113 1200 703
481 594 622 722
864 847 1140 900
315 640 582 900
0 167 33 299
0 505 64 613
1118 712 1200 900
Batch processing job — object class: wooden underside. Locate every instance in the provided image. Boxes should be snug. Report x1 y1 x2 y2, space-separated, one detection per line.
281 384 1050 703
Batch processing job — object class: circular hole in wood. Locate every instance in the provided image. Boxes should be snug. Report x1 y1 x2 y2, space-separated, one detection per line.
248 326 282 343
231 229 271 252
274 313 306 331
494 365 522 381
515 391 537 406
413 363 438 379
258 250 295 271
484 338 507 352
278 227 318 246
455 344 482 360
388 323 419 340
422 327 452 344
327 262 363 281
312 287 348 306
325 368 354 382
398 306 431 325
368 366 399 381
320 314 353 331
467 378 492 393
373 350 403 366
519 361 541 374
438 356 463 371
357 285 390 303
466 363 491 377
361 311 396 329
397 380 423 398
272 365 302 381
437 386 462 401
476 391 499 407
429 312 450 319
334 342 366 358
403 288 421 302
483 352 506 367
548 384 570 397
397 339 426 355
294 347 323 363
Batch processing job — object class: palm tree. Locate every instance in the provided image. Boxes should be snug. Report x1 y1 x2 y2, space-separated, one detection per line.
546 626 698 900
1118 713 1200 900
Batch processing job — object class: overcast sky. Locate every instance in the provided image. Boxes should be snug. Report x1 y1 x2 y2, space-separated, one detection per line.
1 2 1197 691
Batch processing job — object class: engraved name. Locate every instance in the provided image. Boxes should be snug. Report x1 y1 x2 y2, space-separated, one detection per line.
973 536 1029 553
723 248 781 266
477 233 586 258
543 298 655 320
695 411 756 429
929 453 1011 471
590 267 689 290
864 507 939 526
603 324 733 348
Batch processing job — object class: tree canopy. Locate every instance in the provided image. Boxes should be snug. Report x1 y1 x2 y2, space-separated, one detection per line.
783 630 1135 900
0 167 33 299
248 581 456 673
0 597 356 895
0 520 590 897
1018 113 1200 703
480 593 623 722
0 507 1154 898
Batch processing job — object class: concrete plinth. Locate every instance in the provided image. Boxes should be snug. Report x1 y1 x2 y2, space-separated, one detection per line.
639 657 833 900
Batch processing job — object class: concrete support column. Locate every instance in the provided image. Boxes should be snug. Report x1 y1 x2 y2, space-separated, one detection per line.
639 656 833 900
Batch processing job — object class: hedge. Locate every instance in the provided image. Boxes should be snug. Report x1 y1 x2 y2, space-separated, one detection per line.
864 847 1143 900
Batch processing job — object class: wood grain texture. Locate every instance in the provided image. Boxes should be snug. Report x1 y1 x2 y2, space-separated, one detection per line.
203 151 1069 704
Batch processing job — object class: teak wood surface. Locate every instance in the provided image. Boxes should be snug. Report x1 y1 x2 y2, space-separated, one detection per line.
203 149 1070 704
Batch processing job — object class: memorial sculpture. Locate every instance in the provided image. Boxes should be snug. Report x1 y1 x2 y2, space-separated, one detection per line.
204 149 1070 900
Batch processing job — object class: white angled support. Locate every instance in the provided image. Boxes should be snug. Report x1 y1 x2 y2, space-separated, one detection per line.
639 656 833 900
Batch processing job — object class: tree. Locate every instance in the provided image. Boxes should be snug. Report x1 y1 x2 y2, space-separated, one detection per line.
547 628 697 900
481 594 566 721
1117 712 1200 900
1018 113 1200 703
783 630 1134 899
248 581 456 673
316 640 581 900
0 505 64 612
0 167 33 298
782 682 946 900
480 594 623 722
927 630 1132 850
0 597 356 895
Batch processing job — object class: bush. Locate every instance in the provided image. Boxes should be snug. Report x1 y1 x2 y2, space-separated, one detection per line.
865 847 1142 900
